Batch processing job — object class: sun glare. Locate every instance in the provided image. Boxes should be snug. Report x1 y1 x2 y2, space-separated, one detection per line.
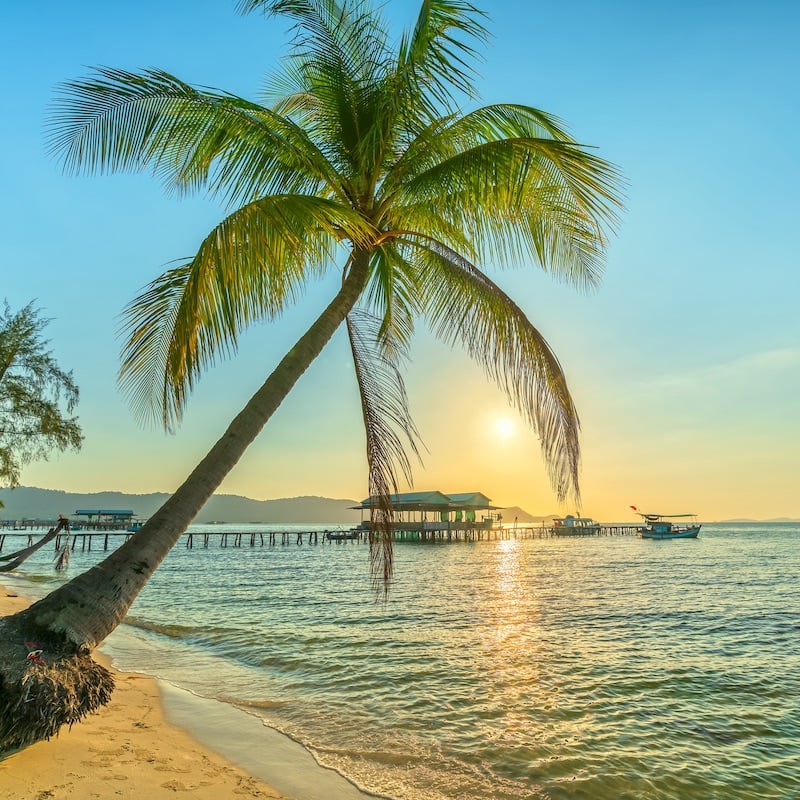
494 417 516 439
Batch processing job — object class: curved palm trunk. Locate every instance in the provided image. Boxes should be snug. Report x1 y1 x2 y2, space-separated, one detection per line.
13 252 370 652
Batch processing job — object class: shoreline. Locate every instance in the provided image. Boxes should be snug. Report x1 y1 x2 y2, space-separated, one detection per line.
0 583 373 800
157 680 376 800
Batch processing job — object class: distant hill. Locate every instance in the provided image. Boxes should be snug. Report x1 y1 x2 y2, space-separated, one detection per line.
0 486 363 525
0 487 555 526
714 517 800 523
500 506 558 524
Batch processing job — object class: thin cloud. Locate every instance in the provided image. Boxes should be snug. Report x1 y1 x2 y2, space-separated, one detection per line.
649 346 800 392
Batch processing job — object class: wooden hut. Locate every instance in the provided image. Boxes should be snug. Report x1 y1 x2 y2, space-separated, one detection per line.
73 509 135 530
353 491 503 537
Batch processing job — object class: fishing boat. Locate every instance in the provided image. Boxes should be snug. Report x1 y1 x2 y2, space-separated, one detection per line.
636 513 701 540
325 530 361 541
551 514 601 535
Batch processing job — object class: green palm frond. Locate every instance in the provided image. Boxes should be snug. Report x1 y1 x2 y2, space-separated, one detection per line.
382 102 622 287
117 261 191 430
244 0 397 182
395 143 618 288
413 239 581 504
398 0 489 113
242 0 387 80
362 245 419 359
347 310 423 592
347 309 422 487
119 195 374 428
383 104 570 202
48 67 342 208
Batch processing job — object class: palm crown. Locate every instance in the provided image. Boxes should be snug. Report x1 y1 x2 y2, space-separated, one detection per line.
49 0 621 581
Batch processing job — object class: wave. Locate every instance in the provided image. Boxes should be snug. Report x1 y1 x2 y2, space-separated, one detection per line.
122 614 229 642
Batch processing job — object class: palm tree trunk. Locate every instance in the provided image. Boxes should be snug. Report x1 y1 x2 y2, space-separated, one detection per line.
15 252 370 652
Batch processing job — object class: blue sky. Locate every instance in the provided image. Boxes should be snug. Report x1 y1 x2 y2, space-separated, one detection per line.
2 1 798 520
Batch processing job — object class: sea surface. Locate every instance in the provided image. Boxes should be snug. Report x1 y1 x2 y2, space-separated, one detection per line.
5 522 799 799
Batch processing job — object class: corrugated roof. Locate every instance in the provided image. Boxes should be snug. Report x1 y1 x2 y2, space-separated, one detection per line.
361 491 451 504
74 509 134 516
447 492 493 507
355 491 498 511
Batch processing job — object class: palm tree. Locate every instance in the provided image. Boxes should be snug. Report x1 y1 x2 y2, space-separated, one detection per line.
0 0 621 753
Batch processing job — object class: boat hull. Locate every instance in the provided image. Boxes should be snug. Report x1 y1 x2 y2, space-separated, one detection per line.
326 531 360 541
639 526 701 540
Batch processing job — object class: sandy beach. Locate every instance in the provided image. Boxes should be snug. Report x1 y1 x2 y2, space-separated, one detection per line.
0 586 286 800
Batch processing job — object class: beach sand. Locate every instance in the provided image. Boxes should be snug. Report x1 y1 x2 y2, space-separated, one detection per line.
0 587 287 800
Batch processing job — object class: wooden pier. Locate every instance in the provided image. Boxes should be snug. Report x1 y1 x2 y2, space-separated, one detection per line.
379 522 640 541
0 521 642 556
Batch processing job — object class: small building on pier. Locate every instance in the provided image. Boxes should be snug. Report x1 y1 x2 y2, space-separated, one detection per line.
74 509 135 529
353 491 503 535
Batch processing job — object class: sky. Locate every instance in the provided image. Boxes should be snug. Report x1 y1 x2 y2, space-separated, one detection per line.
2 1 798 522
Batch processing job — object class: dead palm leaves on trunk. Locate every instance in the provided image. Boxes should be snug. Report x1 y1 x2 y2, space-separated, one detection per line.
0 613 114 755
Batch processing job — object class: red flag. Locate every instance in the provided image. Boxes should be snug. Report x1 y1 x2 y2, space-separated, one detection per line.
630 505 638 511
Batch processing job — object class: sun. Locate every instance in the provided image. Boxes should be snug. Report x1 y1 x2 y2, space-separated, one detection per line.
494 417 516 439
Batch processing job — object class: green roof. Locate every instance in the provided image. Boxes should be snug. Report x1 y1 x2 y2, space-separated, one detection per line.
75 509 134 517
447 492 493 508
356 491 497 512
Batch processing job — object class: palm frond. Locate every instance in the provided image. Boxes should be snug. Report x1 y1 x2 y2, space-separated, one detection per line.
119 195 373 428
380 102 622 288
398 0 489 113
346 310 423 592
116 261 190 430
411 239 582 504
48 67 342 208
382 104 567 203
397 147 619 289
241 0 388 81
243 1 397 182
362 245 419 360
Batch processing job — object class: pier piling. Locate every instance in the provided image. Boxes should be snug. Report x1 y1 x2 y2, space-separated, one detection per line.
0 521 643 558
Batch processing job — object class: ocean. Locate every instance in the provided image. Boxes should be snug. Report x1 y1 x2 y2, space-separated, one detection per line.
5 522 799 799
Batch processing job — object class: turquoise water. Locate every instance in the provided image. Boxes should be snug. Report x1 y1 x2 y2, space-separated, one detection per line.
6 523 799 799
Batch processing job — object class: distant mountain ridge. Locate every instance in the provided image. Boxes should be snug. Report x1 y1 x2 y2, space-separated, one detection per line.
0 486 555 525
4 490 792 525
713 517 800 523
500 506 558 524
0 486 364 525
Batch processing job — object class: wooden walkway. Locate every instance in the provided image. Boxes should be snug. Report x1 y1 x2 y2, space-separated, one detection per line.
385 524 640 541
0 522 642 555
